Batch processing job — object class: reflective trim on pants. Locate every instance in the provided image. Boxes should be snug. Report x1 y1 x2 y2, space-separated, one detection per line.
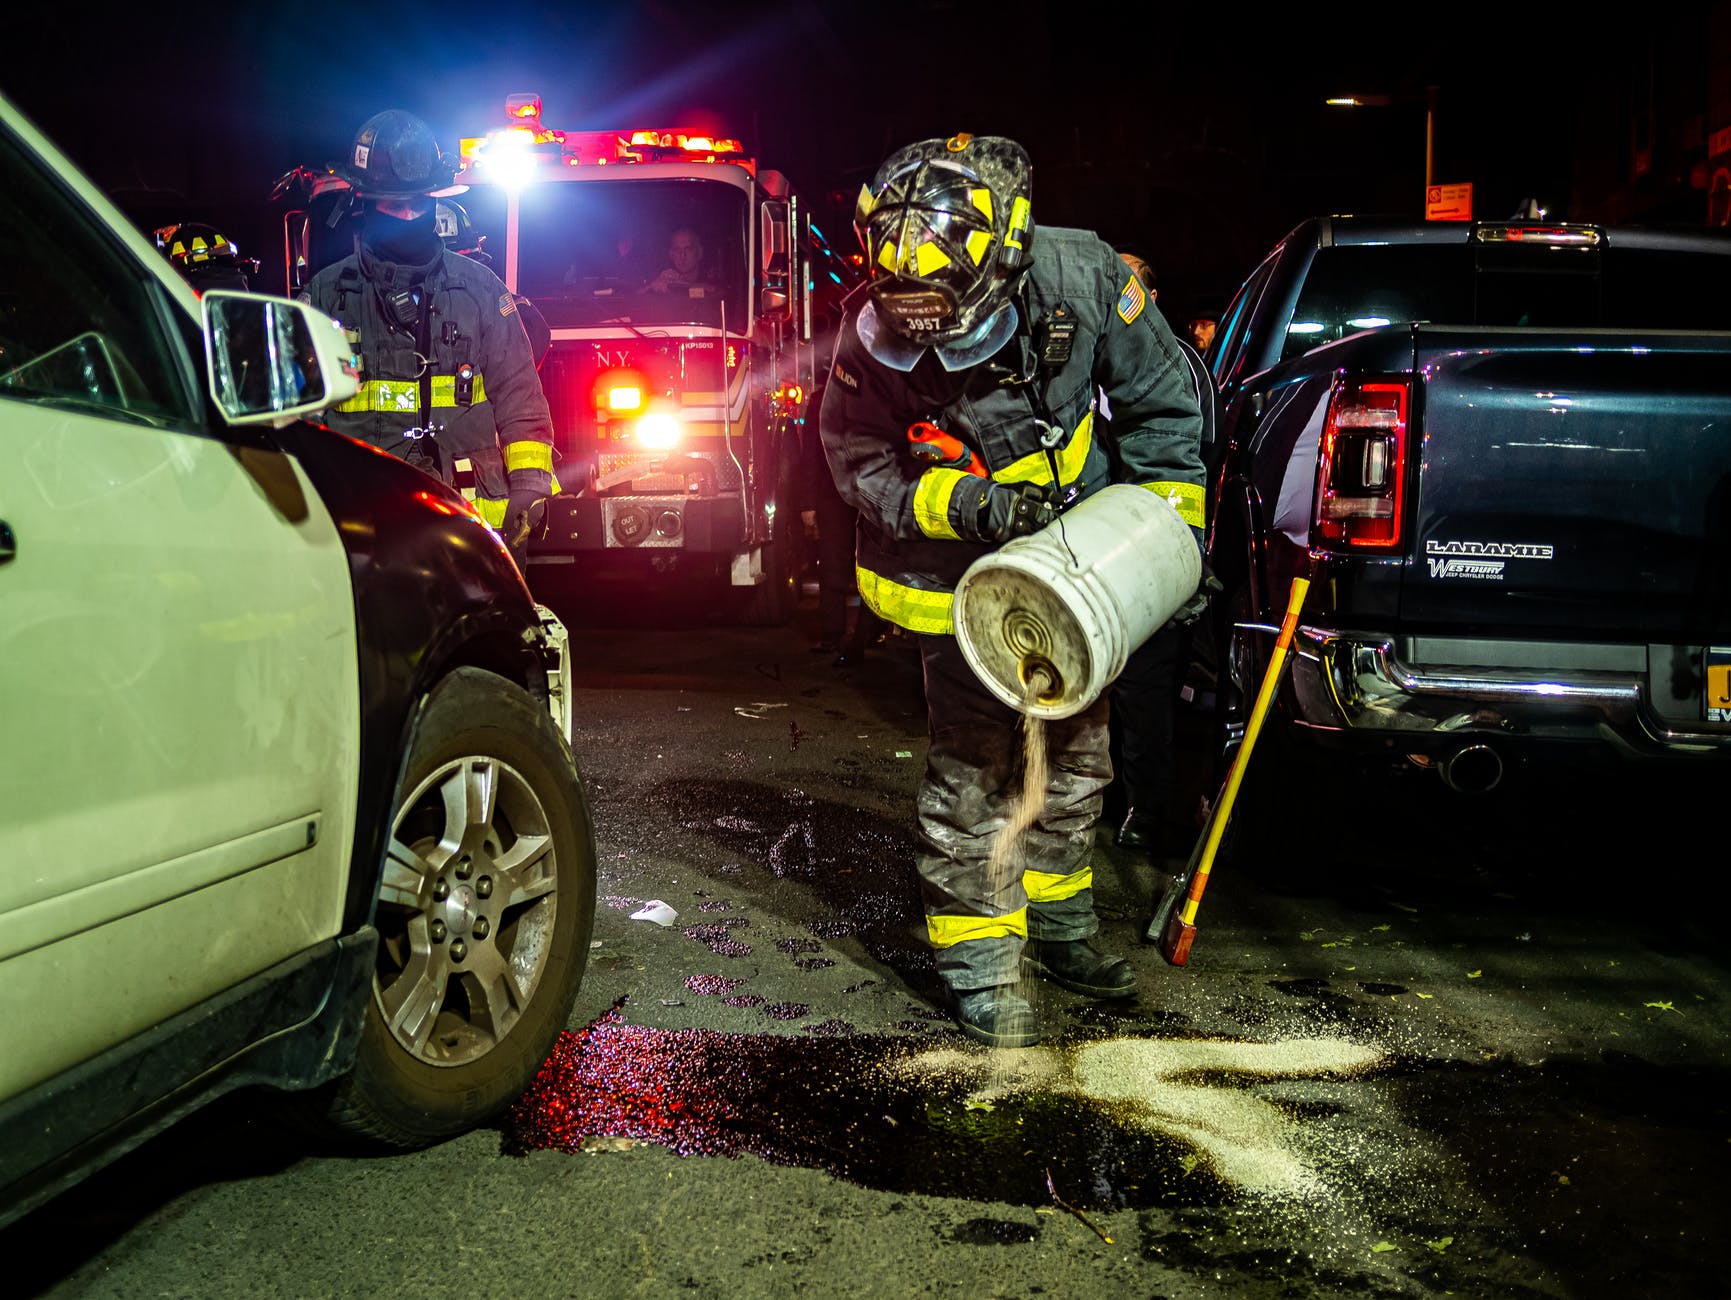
927 907 1028 948
914 632 1110 965
1024 864 1093 904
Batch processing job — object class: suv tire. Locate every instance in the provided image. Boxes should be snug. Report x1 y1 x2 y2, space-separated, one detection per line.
319 667 596 1147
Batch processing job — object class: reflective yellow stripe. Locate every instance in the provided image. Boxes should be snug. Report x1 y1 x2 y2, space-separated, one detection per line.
927 907 1028 948
1005 196 1031 252
336 373 489 414
994 410 1093 487
470 472 563 529
1145 479 1205 530
1023 864 1093 903
503 440 553 473
472 496 508 527
913 467 970 539
857 566 953 635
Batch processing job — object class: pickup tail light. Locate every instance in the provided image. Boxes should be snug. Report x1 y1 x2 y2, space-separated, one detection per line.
1314 377 1409 550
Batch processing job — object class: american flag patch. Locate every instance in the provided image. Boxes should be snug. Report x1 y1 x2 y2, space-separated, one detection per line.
499 294 518 317
1116 277 1145 324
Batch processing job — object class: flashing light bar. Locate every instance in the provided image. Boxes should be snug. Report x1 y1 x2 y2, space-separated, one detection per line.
626 130 744 155
457 96 753 175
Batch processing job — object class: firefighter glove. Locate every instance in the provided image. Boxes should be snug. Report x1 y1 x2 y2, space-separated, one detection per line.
962 480 1058 545
1172 562 1224 627
502 478 550 550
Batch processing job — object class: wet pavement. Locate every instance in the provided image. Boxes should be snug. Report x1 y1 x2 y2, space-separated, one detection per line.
10 578 1729 1299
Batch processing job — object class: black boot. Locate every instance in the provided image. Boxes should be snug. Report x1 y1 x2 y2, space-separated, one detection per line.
946 985 1039 1048
1025 938 1136 999
1117 807 1162 854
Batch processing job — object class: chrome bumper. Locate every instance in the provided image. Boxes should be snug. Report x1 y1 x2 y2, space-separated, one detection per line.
1282 626 1731 757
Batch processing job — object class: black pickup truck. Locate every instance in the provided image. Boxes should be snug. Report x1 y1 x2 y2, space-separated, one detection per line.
1203 215 1731 813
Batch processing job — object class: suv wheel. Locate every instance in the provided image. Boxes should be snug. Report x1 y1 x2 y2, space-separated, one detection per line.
320 667 596 1147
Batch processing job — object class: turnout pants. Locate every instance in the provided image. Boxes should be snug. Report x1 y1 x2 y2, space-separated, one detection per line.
915 633 1112 992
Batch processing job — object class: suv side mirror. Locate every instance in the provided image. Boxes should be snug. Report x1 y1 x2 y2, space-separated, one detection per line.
202 292 360 428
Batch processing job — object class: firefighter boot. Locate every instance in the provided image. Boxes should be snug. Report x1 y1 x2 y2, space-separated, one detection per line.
1025 938 1137 999
946 984 1039 1049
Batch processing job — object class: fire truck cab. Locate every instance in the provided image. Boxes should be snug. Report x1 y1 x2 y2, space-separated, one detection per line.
445 94 857 622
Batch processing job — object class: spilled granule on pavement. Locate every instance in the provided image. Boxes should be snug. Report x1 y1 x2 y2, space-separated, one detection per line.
886 1035 1384 1197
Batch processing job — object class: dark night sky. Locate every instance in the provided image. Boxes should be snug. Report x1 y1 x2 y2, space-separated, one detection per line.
2 2 1617 314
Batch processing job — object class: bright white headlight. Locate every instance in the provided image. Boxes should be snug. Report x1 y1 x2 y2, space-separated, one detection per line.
636 413 682 450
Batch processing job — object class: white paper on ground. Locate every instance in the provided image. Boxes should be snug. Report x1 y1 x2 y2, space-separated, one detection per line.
630 899 678 926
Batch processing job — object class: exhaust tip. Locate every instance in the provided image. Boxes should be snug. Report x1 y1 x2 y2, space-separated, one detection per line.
1439 743 1503 794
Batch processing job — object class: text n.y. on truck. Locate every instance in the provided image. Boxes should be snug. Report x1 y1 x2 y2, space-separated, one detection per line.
1203 214 1731 815
448 95 860 623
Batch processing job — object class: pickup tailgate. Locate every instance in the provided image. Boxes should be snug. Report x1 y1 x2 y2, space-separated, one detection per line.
1405 326 1731 643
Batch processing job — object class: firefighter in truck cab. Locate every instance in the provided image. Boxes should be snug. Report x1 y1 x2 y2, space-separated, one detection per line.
297 109 556 567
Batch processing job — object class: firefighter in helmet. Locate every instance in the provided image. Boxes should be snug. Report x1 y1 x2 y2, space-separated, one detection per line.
297 110 555 569
817 133 1207 1047
157 222 259 292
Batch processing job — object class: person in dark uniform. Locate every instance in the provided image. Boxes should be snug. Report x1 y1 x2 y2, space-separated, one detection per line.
298 110 555 571
818 132 1206 1047
643 226 716 295
1105 248 1217 857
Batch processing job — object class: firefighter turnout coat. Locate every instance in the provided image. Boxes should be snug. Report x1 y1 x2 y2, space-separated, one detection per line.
300 246 555 524
817 225 1205 636
818 226 1206 986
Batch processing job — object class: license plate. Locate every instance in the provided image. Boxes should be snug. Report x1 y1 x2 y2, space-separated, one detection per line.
1707 646 1731 722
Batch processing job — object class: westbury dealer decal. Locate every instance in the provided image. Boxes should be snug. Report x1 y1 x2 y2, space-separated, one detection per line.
1425 539 1554 580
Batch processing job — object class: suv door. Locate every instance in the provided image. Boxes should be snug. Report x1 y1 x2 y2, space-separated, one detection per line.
0 103 360 1101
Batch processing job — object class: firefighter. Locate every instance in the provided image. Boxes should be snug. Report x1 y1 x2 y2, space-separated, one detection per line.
298 110 555 569
156 221 259 292
818 133 1206 1048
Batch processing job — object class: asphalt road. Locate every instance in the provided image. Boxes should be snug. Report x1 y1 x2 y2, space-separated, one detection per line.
12 576 1729 1300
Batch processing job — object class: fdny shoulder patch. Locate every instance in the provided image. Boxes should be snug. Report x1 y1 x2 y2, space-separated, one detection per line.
1116 276 1146 325
499 294 518 317
832 361 859 391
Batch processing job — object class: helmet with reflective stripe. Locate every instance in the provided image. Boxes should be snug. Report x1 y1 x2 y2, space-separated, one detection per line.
854 133 1033 346
331 110 457 201
158 221 239 267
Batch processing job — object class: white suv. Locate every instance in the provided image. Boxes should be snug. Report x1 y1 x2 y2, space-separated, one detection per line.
0 91 596 1227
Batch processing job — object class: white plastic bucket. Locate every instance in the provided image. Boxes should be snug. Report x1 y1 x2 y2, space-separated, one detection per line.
952 483 1201 720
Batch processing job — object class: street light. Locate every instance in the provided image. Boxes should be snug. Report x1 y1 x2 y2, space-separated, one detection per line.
1325 85 1440 188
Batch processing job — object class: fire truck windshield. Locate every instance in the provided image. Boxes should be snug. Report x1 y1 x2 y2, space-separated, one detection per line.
461 179 749 330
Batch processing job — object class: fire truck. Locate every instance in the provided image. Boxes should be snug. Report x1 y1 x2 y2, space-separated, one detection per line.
277 94 861 624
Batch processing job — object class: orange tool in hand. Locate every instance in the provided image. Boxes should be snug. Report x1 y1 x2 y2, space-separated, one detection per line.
907 421 986 477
